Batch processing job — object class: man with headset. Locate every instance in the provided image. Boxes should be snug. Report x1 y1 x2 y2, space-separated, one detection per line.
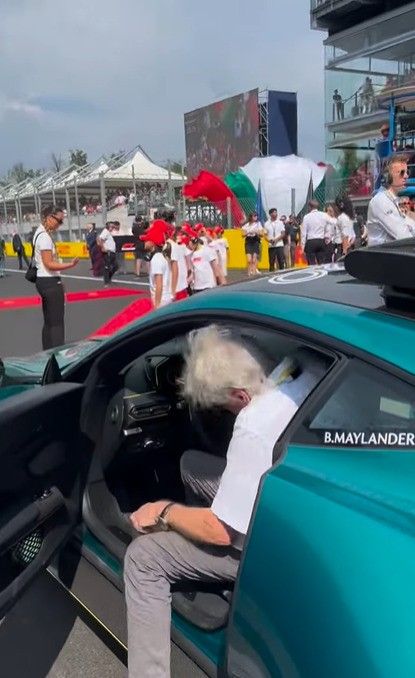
367 154 415 245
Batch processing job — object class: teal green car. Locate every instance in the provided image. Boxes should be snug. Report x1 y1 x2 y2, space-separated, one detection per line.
1 243 415 677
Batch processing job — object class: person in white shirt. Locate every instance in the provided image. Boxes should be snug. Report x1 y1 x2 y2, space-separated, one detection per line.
241 212 263 276
97 221 119 286
170 227 191 301
301 200 329 265
212 226 229 281
323 204 338 263
124 325 321 677
366 155 415 246
34 206 79 349
187 237 225 292
334 196 356 255
263 208 286 271
140 221 173 309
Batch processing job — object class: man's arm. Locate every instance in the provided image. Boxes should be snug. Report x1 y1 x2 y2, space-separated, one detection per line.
167 505 232 546
129 501 232 546
300 219 307 248
171 259 178 296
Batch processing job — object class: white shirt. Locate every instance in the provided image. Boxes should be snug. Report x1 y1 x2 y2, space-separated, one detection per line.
149 252 172 307
242 222 262 238
170 242 190 293
324 216 337 243
301 209 328 248
367 188 414 246
264 219 285 247
215 238 229 276
337 213 355 242
99 228 116 253
34 226 59 278
211 388 298 536
191 245 217 290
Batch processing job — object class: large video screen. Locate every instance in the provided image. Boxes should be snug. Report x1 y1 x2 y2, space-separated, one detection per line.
184 89 259 178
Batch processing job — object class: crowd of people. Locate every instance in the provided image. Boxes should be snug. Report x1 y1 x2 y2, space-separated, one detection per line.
84 213 229 308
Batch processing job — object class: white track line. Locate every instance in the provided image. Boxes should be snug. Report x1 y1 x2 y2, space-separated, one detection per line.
3 268 149 287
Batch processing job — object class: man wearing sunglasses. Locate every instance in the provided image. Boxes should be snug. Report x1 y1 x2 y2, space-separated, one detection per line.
367 155 415 245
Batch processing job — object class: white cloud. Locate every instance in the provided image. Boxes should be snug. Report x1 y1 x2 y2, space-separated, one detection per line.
0 0 325 172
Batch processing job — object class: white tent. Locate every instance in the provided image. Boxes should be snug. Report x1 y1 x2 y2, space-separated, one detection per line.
105 148 182 183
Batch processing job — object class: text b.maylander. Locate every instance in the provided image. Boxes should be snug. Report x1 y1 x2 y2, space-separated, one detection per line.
323 431 415 447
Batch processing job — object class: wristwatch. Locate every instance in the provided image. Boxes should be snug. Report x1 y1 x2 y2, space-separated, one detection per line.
156 502 175 531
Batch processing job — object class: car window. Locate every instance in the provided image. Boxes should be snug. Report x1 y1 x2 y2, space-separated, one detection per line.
293 360 415 448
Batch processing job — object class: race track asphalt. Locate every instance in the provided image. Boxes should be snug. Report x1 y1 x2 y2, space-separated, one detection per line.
0 258 247 357
0 258 149 357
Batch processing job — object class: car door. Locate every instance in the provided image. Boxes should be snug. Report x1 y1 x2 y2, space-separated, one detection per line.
0 381 90 619
225 358 415 678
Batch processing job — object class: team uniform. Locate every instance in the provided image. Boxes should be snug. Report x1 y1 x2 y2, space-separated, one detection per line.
149 252 172 307
170 241 191 300
301 209 329 265
215 237 229 277
367 188 415 246
191 245 217 292
100 227 117 285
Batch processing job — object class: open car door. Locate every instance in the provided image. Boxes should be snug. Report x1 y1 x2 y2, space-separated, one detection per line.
0 381 90 619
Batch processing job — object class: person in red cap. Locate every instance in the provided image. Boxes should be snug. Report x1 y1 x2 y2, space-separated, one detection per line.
212 225 229 282
187 235 225 292
140 221 174 309
170 226 192 301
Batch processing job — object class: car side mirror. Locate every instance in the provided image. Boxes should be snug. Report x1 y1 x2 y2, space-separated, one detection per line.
41 354 62 385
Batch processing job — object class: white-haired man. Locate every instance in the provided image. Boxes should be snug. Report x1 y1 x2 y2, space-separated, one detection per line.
124 326 310 677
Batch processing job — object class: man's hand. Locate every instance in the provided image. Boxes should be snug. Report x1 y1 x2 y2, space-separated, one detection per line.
130 500 171 532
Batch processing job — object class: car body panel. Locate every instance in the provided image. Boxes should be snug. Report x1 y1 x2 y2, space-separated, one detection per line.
226 443 415 677
110 290 415 374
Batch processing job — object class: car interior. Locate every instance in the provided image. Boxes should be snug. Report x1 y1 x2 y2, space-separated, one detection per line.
78 316 335 632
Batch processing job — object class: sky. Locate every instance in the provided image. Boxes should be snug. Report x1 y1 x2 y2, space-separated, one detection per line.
0 0 325 175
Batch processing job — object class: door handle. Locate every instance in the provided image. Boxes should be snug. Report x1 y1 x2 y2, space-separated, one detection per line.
0 487 65 556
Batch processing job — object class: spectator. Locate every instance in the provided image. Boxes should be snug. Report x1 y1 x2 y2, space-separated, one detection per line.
285 215 301 267
12 231 30 270
0 235 5 278
333 89 344 120
335 196 356 254
132 217 149 277
98 222 119 287
263 208 285 272
324 204 337 263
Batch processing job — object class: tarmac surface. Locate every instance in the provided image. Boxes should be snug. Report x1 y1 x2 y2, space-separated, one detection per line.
0 258 246 358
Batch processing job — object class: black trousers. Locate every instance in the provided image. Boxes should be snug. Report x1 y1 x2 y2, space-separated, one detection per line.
305 239 326 265
35 277 65 350
16 249 30 270
268 247 285 271
104 251 117 284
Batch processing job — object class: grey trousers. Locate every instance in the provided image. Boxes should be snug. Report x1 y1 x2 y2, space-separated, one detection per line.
124 450 240 678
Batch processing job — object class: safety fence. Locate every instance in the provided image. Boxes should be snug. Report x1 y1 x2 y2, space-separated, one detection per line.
4 232 308 271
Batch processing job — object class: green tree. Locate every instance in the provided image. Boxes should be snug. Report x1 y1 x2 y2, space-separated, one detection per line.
69 149 88 167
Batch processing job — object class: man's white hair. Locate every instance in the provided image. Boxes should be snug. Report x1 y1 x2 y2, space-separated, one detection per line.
181 325 268 409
